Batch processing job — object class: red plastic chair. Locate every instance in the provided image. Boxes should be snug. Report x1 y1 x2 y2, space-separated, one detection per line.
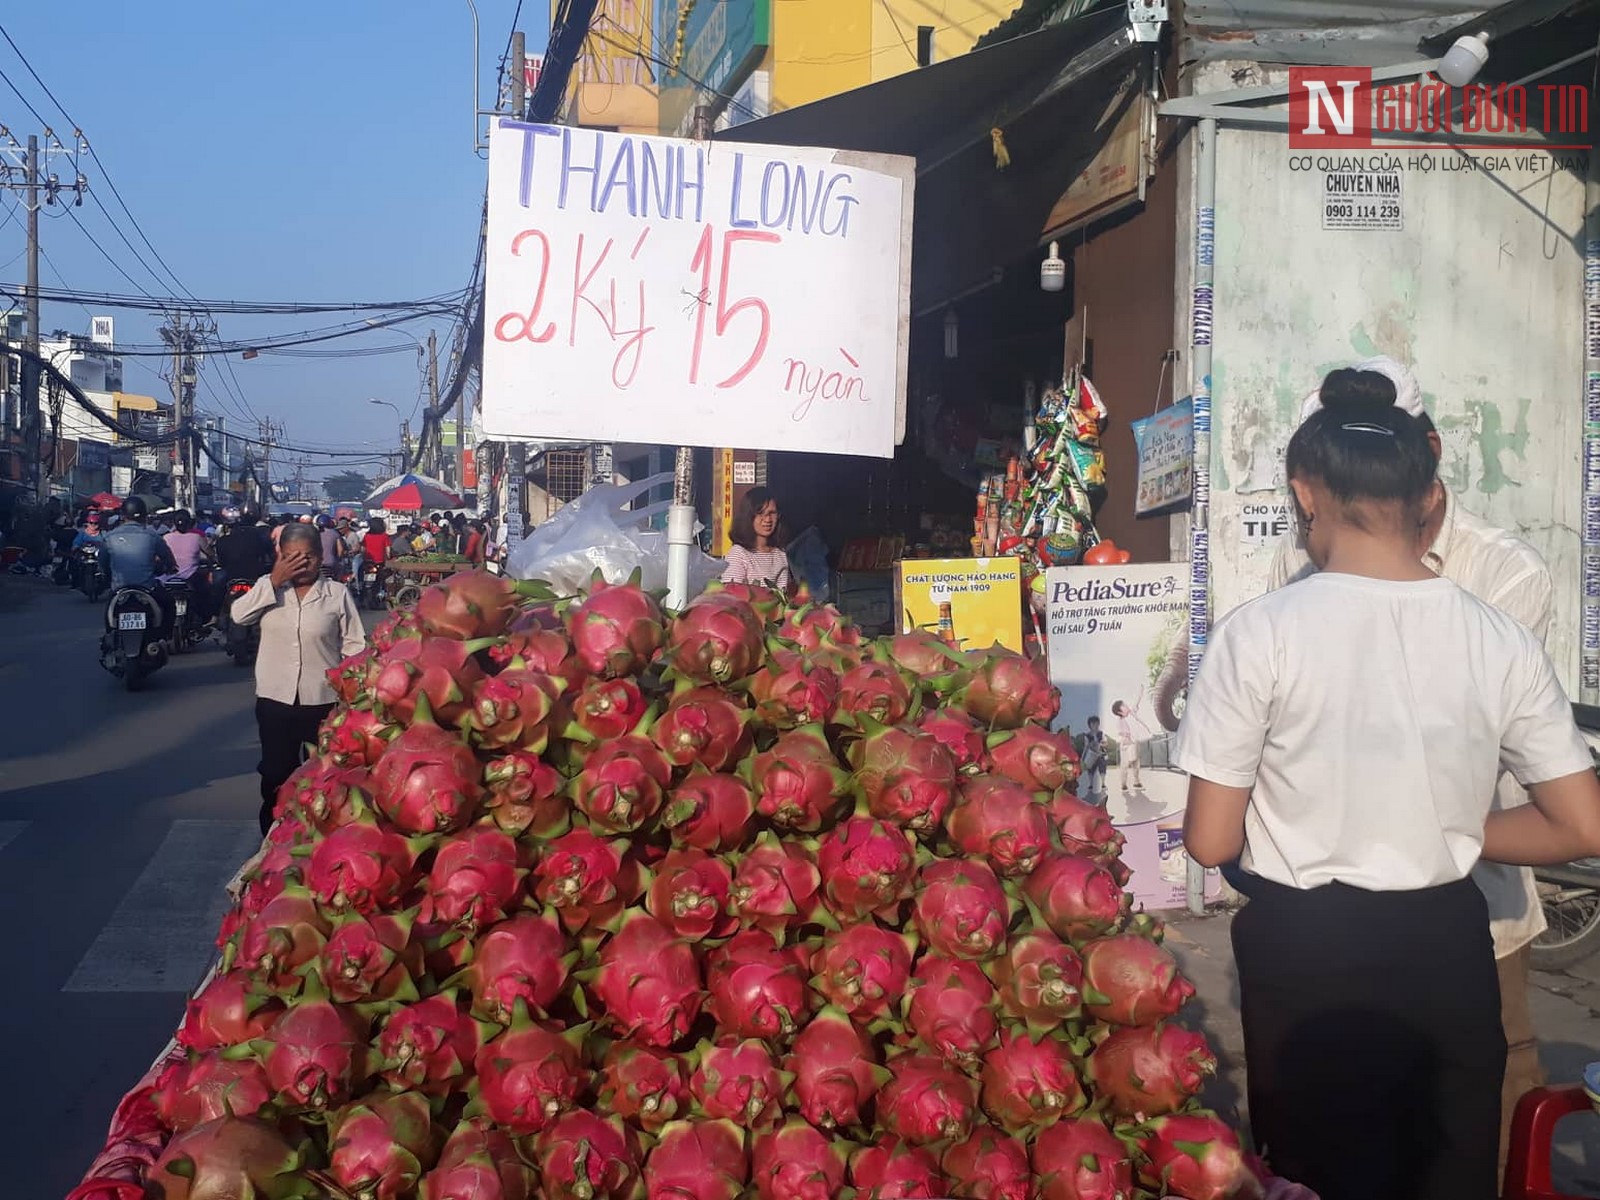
1503 1085 1594 1200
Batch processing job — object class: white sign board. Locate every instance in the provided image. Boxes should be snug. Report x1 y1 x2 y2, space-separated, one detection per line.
483 120 913 458
1322 169 1403 231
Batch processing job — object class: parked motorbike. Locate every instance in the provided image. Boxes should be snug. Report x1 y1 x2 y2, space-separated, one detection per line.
72 542 109 601
1531 704 1600 970
100 585 169 691
219 575 260 667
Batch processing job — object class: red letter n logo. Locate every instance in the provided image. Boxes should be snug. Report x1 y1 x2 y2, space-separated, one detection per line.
1289 68 1373 148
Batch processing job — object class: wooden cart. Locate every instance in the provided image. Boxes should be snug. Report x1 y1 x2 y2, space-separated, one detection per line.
383 556 468 609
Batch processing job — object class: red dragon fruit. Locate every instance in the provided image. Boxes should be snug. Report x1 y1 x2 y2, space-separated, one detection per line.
327 1090 438 1200
1043 793 1126 863
280 757 373 830
959 648 1060 730
811 924 916 1023
647 848 738 941
877 1054 980 1145
567 576 665 678
153 1051 274 1131
327 647 376 706
905 956 999 1069
913 859 1010 961
590 910 705 1048
229 885 330 990
753 1118 852 1200
306 817 418 914
816 816 917 922
573 735 674 833
144 1117 309 1200
875 631 970 696
419 826 526 932
729 832 825 936
178 971 283 1051
253 976 371 1110
371 607 424 654
599 1043 690 1131
472 1007 590 1134
941 1127 1034 1200
980 1029 1087 1133
850 723 960 835
850 1137 948 1200
988 726 1081 792
784 1005 885 1130
467 911 572 1022
690 1037 787 1127
748 649 840 730
533 1111 644 1200
748 724 848 832
420 1119 536 1200
661 770 756 851
991 930 1085 1030
834 661 916 727
464 668 563 752
779 603 864 656
1023 853 1129 944
706 929 811 1041
417 570 520 639
653 686 751 771
318 708 393 770
916 708 990 774
369 720 484 835
1086 1023 1217 1118
1032 1118 1134 1200
482 749 567 837
375 991 490 1095
707 580 786 623
370 636 489 726
945 778 1052 877
1079 933 1195 1027
667 592 767 683
646 1119 749 1200
569 675 649 740
1136 1113 1264 1200
320 910 420 1004
533 828 644 934
490 624 583 692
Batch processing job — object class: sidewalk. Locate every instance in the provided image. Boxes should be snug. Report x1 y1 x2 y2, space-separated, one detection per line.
1165 907 1600 1192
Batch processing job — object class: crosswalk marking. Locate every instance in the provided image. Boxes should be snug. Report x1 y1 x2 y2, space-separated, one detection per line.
62 820 262 994
0 821 28 854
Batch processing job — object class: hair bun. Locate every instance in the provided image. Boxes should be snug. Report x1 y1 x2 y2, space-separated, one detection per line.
1319 368 1397 414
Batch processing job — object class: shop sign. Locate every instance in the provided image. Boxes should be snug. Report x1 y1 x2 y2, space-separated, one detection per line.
732 460 756 485
896 558 1023 654
1041 86 1151 239
1042 562 1219 911
484 121 913 458
715 448 735 555
1321 168 1403 231
656 0 771 135
558 0 659 130
77 439 110 470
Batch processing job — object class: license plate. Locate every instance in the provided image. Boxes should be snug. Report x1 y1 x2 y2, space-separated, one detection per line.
175 600 188 616
118 612 147 630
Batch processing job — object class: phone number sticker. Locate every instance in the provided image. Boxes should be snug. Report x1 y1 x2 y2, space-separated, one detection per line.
1322 170 1403 231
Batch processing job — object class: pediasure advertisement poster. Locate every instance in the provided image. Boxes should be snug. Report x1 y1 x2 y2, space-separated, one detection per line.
1042 563 1221 910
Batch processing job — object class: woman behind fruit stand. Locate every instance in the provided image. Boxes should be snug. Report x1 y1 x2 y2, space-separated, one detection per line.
1175 368 1600 1200
722 487 790 591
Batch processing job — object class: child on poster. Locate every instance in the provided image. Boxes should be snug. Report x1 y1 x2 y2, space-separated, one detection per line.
1113 688 1152 793
1077 716 1109 802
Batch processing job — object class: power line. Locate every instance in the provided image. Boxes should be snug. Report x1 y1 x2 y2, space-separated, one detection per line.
6 283 471 315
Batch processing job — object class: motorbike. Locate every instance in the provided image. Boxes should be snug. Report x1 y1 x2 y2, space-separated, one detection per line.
1531 704 1600 969
219 575 261 667
72 542 109 601
160 574 214 654
358 562 384 610
100 585 170 691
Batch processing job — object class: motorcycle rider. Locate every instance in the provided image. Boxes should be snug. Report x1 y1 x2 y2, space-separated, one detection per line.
103 497 178 634
214 504 274 596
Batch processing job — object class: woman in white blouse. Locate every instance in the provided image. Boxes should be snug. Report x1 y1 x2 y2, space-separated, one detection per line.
1175 369 1600 1200
232 523 366 835
722 487 790 592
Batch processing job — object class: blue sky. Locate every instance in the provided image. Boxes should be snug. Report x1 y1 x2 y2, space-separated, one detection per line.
0 3 546 485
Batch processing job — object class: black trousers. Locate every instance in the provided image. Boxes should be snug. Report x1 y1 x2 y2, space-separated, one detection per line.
1232 874 1505 1200
255 697 334 835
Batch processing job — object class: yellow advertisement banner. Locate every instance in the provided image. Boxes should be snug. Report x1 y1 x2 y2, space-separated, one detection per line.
896 558 1024 654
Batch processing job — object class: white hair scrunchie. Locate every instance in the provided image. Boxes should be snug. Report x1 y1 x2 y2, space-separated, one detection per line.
1298 356 1425 424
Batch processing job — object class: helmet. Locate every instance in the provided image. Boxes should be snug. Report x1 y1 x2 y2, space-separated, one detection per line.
317 514 334 529
238 503 260 525
219 504 240 525
120 496 148 522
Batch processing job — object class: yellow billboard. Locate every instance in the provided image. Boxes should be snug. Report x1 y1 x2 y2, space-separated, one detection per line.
896 557 1024 654
562 0 660 132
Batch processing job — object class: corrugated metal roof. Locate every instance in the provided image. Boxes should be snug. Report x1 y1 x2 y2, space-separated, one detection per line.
1182 2 1486 64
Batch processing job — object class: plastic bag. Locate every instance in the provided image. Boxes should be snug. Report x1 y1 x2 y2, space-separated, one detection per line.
784 525 831 603
505 472 723 596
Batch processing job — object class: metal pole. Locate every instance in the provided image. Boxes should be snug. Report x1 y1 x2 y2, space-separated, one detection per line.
1185 116 1217 916
172 329 186 509
666 446 695 609
426 329 441 478
401 419 411 473
510 31 527 121
24 135 41 500
1583 129 1600 703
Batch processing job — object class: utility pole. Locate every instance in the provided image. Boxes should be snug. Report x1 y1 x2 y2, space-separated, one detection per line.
505 31 529 539
426 329 441 479
160 311 210 512
401 419 412 477
256 417 283 500
511 31 527 121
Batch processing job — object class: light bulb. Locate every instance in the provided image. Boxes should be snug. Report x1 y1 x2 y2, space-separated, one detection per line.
1040 240 1066 292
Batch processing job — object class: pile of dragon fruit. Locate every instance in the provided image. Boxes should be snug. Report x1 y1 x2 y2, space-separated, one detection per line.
137 571 1270 1200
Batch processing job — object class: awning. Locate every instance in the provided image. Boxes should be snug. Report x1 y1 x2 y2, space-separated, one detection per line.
719 10 1145 315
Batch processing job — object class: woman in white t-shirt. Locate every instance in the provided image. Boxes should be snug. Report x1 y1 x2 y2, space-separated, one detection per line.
1175 369 1600 1200
722 487 790 592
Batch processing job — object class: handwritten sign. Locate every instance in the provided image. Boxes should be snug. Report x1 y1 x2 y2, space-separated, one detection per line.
484 120 913 458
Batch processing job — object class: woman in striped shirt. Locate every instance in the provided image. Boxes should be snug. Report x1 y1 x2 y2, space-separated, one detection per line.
722 487 790 592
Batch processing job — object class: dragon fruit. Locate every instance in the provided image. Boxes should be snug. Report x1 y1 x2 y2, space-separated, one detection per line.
779 603 864 656
573 735 674 833
784 1006 885 1130
466 911 572 1022
318 708 393 770
646 1119 749 1200
877 1054 980 1145
653 686 751 771
816 816 917 922
229 885 330 990
667 592 767 683
1086 1022 1218 1118
991 930 1085 1030
371 607 424 654
1032 1117 1135 1200
569 675 649 741
959 648 1060 729
834 661 916 727
326 1090 438 1200
421 1119 536 1200
729 832 825 936
707 580 786 623
1136 1113 1264 1200
375 992 489 1095
371 636 488 726
328 647 376 706
850 723 960 835
533 828 644 934
307 817 417 914
533 1112 643 1200
320 910 420 1004
482 749 567 837
850 1137 948 1200
490 624 583 691
280 757 374 830
144 1118 311 1200
599 1043 690 1131
253 977 371 1110
464 668 563 752
748 724 848 832
178 970 283 1051
153 1052 274 1131
916 708 990 774
1043 793 1126 862
417 570 519 640
748 649 840 730
647 848 737 941
706 929 811 1041
419 827 526 932
980 1029 1087 1133
945 778 1052 877
905 956 999 1069
471 1006 590 1134
1023 853 1129 944
590 910 705 1047
913 859 1010 961
1079 933 1195 1027
987 725 1080 792
753 1118 852 1200
810 924 915 1023
369 720 483 835
661 770 756 851
875 630 970 696
567 577 665 678
690 1037 787 1127
941 1127 1033 1200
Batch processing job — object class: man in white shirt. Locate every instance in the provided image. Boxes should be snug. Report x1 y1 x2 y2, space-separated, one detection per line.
1265 360 1555 1179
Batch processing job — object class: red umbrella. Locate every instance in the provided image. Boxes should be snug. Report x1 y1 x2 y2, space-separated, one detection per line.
89 492 122 510
368 474 460 512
